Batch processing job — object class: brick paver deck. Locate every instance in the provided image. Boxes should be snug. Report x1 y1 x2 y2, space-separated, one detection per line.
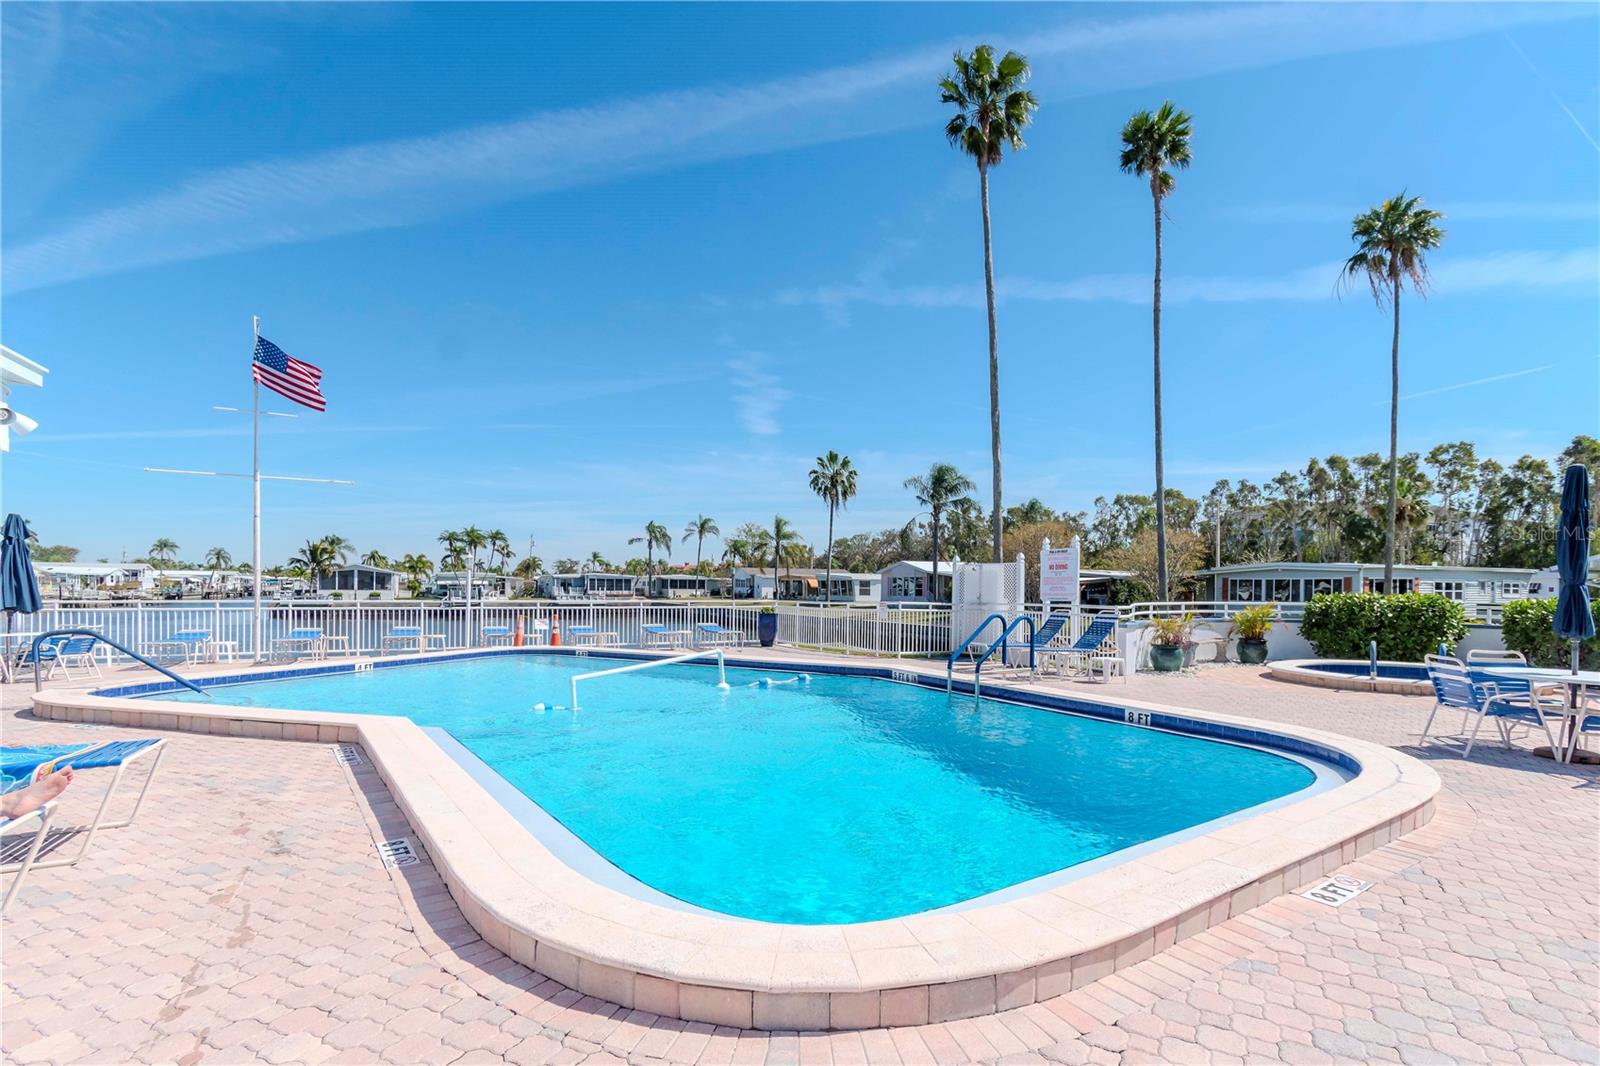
3 661 1597 1065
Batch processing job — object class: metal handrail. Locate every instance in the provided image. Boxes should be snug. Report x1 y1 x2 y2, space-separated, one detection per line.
569 648 729 710
947 612 1008 692
29 628 208 695
969 615 1038 699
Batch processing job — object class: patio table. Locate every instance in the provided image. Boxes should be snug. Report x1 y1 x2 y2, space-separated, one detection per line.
1479 667 1600 764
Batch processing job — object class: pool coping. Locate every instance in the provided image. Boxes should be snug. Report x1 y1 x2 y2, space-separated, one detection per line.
33 647 1440 1031
1268 658 1433 697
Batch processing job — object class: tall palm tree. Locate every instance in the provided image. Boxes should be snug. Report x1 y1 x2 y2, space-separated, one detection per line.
203 547 231 570
459 526 489 569
361 549 388 569
1120 100 1193 602
484 529 510 571
808 451 858 604
149 538 179 565
628 522 672 582
290 538 338 581
398 552 433 595
1340 193 1446 591
941 45 1038 566
769 516 800 600
585 550 610 573
319 534 353 566
904 463 977 602
437 529 463 567
721 538 750 570
682 515 720 574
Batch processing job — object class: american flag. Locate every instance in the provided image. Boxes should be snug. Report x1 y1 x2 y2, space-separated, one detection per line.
252 336 326 411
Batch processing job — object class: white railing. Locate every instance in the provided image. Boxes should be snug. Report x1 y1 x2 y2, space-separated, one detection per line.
14 595 1508 671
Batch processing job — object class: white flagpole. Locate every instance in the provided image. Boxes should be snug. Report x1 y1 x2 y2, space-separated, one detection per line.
252 315 264 662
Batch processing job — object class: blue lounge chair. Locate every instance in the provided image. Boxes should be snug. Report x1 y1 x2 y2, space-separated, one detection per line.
146 629 212 665
1420 656 1560 758
382 626 425 654
694 622 744 648
1037 613 1117 676
642 623 691 649
272 628 324 661
0 739 167 885
481 626 513 646
567 625 620 647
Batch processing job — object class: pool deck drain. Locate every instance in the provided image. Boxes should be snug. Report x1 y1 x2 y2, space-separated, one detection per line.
4 652 1597 1064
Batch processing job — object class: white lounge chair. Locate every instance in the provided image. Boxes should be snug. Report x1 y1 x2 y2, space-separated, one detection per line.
382 626 425 654
272 628 324 661
481 626 514 646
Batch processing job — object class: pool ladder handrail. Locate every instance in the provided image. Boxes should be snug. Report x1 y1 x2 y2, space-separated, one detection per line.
949 612 1032 693
569 648 729 710
968 615 1037 699
28 628 208 696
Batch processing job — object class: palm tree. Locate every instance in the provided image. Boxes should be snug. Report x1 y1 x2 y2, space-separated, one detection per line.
513 556 543 579
628 522 672 582
204 547 231 591
290 538 338 581
437 529 463 568
1340 193 1446 591
682 515 720 575
484 529 511 571
459 526 489 569
584 550 610 574
320 534 353 565
769 516 800 599
149 538 179 565
904 463 977 602
940 45 1038 566
1120 100 1193 602
808 452 858 604
361 549 388 569
398 552 433 595
721 538 750 571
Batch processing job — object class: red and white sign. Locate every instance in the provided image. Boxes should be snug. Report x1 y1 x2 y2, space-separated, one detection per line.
1040 541 1080 604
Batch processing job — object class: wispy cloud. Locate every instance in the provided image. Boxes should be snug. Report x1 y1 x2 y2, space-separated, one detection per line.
775 248 1599 312
728 353 788 436
6 3 1583 292
1216 200 1600 224
1389 363 1558 403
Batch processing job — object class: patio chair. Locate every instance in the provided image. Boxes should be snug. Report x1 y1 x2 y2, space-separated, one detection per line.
694 622 744 648
0 739 167 883
1464 649 1528 666
1420 658 1561 759
45 636 102 682
272 628 324 661
381 626 425 654
642 624 691 649
1038 613 1118 676
481 626 514 646
566 625 621 647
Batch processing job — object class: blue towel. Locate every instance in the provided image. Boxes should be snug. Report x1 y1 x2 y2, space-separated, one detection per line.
1 739 161 790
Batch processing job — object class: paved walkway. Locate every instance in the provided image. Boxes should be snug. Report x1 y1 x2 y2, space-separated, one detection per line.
3 661 1597 1065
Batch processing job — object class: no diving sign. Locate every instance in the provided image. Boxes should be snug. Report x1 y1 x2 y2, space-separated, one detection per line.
1301 873 1373 907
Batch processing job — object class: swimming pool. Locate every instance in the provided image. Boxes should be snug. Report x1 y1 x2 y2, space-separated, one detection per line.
162 653 1325 924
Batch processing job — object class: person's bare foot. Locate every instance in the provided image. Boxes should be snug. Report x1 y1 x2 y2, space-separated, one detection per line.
1 767 74 821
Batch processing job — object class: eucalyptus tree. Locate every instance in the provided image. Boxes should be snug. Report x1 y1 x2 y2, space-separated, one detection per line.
940 44 1038 565
904 463 977 600
808 452 858 604
1340 193 1446 589
628 522 672 582
1120 100 1193 601
682 515 720 574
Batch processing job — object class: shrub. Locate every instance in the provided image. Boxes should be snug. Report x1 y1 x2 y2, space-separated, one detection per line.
1501 597 1600 669
1150 613 1195 647
1299 592 1467 661
1232 604 1276 641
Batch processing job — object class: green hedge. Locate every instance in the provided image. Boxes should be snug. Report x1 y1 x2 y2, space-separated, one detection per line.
1299 592 1468 662
1500 597 1600 669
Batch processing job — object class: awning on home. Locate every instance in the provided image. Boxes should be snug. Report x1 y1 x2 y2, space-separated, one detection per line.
804 576 818 589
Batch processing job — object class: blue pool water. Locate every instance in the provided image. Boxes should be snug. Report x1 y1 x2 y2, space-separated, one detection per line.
1303 661 1430 680
161 655 1320 923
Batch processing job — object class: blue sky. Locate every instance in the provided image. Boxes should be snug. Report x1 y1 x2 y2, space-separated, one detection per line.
3 2 1596 566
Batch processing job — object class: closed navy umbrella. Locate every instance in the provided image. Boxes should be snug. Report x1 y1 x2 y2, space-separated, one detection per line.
1 513 41 617
1554 465 1594 674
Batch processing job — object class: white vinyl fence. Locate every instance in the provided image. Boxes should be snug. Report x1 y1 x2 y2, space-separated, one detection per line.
16 597 1505 667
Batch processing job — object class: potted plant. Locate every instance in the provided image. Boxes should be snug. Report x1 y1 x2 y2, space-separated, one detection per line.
1232 604 1276 664
1148 613 1193 672
757 605 778 647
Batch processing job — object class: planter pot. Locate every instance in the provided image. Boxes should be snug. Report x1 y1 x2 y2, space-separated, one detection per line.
757 613 778 647
1149 644 1185 672
1238 637 1269 665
